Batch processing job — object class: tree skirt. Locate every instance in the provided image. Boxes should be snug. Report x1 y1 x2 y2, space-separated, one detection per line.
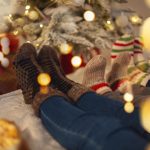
0 90 65 150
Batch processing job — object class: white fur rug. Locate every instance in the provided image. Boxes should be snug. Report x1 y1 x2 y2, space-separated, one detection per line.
0 67 85 150
0 90 65 150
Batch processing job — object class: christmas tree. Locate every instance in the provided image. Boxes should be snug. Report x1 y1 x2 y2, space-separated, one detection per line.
0 0 142 73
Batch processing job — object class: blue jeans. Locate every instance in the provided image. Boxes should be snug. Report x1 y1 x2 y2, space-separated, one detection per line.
40 94 148 150
76 92 145 134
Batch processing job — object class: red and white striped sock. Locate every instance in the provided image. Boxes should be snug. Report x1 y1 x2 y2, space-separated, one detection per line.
108 52 131 93
111 34 134 67
133 37 149 72
82 55 112 95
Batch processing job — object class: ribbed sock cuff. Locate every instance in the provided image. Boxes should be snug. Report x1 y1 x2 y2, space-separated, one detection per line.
91 82 112 95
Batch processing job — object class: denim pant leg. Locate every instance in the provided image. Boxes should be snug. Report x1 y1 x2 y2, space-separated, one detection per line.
76 92 145 135
40 96 148 150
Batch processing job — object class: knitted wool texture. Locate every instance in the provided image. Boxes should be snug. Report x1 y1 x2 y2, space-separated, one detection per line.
111 35 150 87
108 53 131 93
133 37 149 72
82 55 112 95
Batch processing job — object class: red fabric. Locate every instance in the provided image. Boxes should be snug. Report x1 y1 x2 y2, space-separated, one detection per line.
114 41 134 47
134 40 143 46
0 66 4 74
0 34 19 74
111 79 127 91
134 51 142 54
6 34 19 52
91 83 109 91
111 55 117 58
60 53 74 75
0 34 19 53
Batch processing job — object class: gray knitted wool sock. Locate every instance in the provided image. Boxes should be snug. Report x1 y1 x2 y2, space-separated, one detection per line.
82 55 112 95
107 52 131 93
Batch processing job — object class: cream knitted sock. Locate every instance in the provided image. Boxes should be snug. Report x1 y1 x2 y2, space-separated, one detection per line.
107 52 131 93
82 55 112 95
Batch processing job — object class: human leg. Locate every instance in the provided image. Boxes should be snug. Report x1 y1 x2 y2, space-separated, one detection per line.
40 95 148 150
37 45 149 136
13 43 147 150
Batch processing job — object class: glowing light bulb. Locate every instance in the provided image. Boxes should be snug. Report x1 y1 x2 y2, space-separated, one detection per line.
40 24 44 28
84 10 95 22
130 15 142 25
13 30 19 35
25 10 29 16
107 20 111 24
28 10 39 21
37 73 51 86
25 5 30 10
123 92 134 102
105 21 115 31
9 14 12 18
71 56 82 68
59 43 73 55
140 99 150 133
124 102 134 113
40 86 49 94
36 43 40 47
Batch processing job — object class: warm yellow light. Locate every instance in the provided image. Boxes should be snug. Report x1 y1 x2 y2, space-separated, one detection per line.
145 0 150 8
140 17 150 51
84 10 95 22
25 10 29 15
130 15 142 25
123 92 134 102
0 119 21 149
36 43 40 47
71 56 82 68
40 86 49 94
25 5 30 10
37 73 51 86
40 24 44 28
9 14 12 18
59 43 73 55
140 99 150 133
105 21 115 31
107 20 111 24
124 102 134 113
13 30 19 35
28 10 39 21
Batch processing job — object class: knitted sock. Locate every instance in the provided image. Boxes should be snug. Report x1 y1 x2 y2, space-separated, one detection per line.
133 37 149 72
82 55 112 95
111 34 134 67
38 45 91 102
107 53 131 93
128 65 150 86
111 35 150 87
13 43 42 104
